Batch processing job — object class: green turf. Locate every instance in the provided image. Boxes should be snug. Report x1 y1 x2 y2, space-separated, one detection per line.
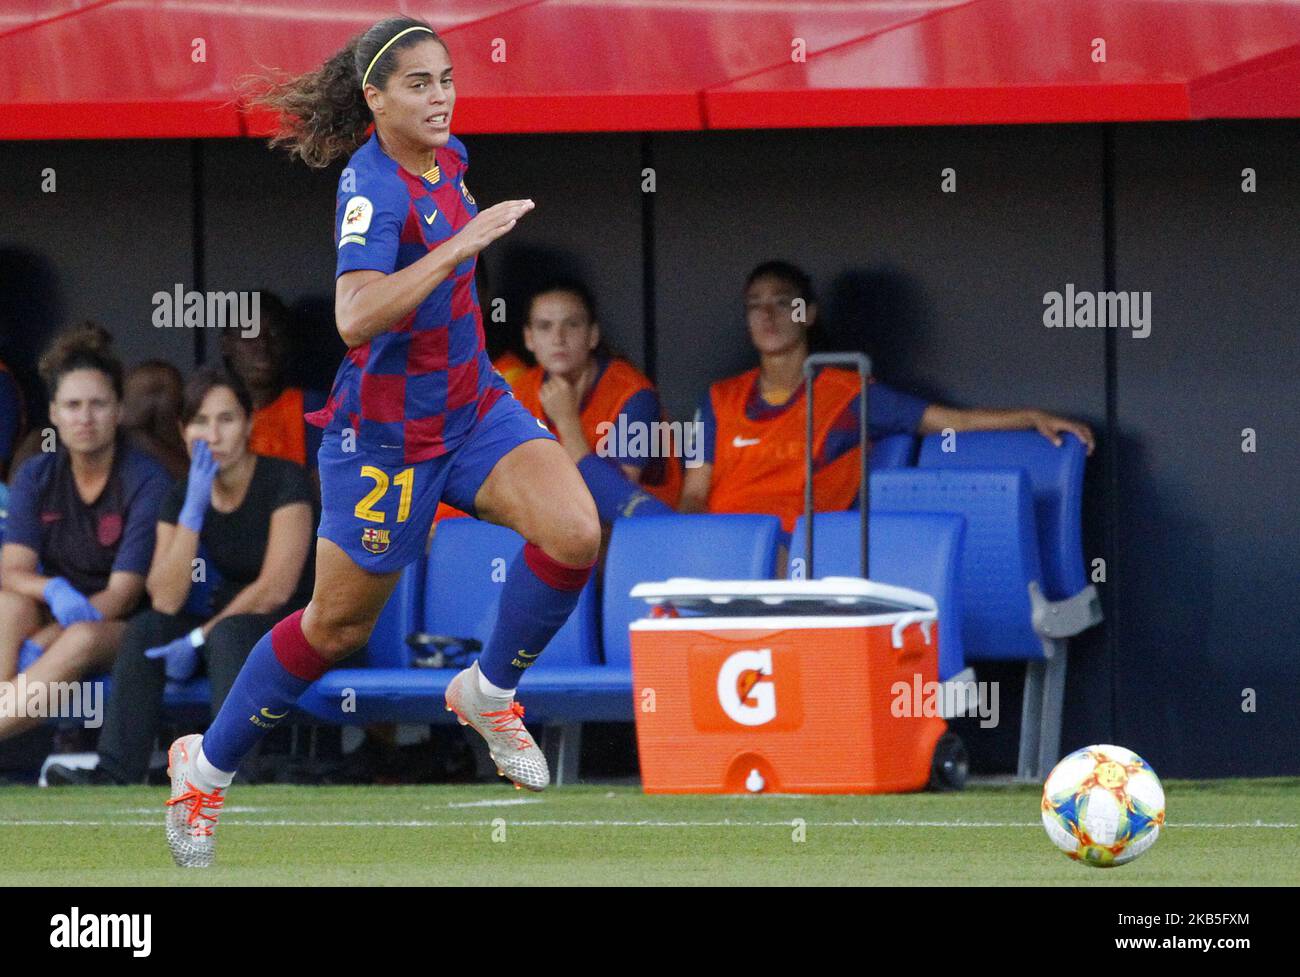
0 778 1296 886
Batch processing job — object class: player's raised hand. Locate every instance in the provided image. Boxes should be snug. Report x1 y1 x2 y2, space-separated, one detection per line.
451 199 534 261
539 374 581 424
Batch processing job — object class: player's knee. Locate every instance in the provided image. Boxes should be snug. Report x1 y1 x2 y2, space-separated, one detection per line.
0 590 38 625
302 605 373 660
316 623 371 660
539 502 601 568
54 622 99 667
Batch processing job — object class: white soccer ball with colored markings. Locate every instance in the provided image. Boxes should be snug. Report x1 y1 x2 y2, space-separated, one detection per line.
1041 744 1166 867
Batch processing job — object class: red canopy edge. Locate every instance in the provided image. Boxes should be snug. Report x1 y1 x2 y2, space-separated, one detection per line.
1 0 1298 141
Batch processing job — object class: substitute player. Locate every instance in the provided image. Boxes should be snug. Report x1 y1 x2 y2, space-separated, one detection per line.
514 279 683 519
162 16 600 868
679 261 1095 531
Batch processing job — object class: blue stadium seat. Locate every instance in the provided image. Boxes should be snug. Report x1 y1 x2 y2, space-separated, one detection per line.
873 455 1101 781
163 676 212 716
789 511 966 682
297 519 609 783
870 433 915 470
603 513 783 669
873 469 1043 661
74 674 212 726
919 431 1088 600
362 557 425 668
421 519 598 669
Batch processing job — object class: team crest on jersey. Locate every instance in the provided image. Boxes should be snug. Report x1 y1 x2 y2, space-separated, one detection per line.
460 179 475 205
342 195 373 234
361 527 391 554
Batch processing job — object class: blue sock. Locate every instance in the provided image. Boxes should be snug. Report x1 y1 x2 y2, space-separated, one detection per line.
201 608 329 773
577 453 674 522
477 542 593 690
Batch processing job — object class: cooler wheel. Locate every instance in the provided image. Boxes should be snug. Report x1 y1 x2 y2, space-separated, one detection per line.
929 732 968 791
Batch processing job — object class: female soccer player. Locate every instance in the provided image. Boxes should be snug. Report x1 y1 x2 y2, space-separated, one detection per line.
163 16 600 867
679 260 1096 531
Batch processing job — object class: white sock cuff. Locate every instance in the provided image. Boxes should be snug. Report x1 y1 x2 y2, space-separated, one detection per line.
194 744 236 789
476 668 515 700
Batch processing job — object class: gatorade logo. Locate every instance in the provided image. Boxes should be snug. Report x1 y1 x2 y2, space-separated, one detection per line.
688 645 802 732
717 649 776 726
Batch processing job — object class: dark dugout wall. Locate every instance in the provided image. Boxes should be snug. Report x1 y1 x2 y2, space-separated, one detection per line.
2 120 1295 777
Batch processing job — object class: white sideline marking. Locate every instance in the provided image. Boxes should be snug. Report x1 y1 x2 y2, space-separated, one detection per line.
0 818 1295 829
446 798 543 808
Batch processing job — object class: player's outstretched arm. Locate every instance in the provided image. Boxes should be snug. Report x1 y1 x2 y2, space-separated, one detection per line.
335 198 535 348
918 403 1095 454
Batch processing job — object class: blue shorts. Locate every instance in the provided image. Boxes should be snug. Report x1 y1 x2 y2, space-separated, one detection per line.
317 393 555 574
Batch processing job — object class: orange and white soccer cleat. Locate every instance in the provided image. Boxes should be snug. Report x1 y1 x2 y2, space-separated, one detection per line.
164 733 225 868
445 661 550 791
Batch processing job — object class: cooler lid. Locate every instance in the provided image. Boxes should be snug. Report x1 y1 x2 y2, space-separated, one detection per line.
629 577 936 617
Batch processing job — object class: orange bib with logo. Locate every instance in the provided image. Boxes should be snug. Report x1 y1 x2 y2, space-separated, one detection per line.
514 358 682 508
708 367 862 531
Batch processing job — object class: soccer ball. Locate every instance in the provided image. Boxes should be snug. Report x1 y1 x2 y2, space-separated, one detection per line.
1041 744 1166 867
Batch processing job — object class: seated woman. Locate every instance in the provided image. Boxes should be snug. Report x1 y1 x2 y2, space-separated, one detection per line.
0 324 171 742
47 367 316 785
678 260 1096 532
122 360 189 479
514 279 682 521
434 279 681 527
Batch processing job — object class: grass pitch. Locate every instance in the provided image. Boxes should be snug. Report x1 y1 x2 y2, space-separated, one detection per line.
1 778 1296 886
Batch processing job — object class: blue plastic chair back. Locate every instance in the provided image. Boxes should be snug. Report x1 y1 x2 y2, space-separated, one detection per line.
872 469 1044 660
364 558 426 667
870 433 915 469
849 433 916 509
919 431 1088 600
603 514 782 668
789 510 966 681
424 519 598 668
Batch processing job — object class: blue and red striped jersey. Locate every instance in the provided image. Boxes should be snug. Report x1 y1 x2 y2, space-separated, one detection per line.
306 131 510 464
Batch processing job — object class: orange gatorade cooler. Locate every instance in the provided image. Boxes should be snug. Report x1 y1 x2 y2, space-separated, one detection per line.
629 578 948 794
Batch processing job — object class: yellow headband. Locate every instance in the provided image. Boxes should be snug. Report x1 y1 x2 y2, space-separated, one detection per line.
362 25 435 90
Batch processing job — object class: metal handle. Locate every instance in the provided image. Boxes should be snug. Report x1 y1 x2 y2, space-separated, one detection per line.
802 351 871 580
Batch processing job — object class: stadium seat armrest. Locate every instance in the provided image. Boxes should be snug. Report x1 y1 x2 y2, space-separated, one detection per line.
1029 581 1102 641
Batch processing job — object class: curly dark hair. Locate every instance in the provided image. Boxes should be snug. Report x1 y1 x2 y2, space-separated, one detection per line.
249 16 448 169
38 321 123 402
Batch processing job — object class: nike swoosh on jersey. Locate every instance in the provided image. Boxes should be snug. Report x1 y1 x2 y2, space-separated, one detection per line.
423 210 438 225
732 436 761 447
